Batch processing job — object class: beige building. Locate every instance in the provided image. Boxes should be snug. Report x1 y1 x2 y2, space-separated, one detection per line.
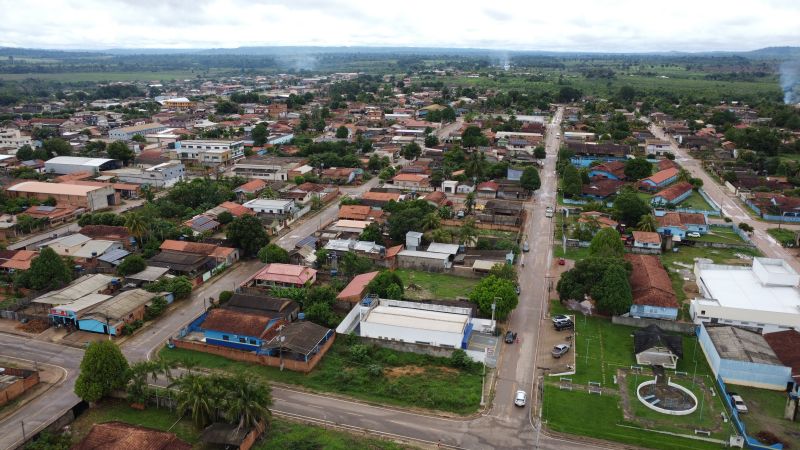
5 181 117 211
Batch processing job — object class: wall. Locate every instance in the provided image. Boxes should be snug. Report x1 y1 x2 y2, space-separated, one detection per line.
356 335 458 359
359 320 463 348
172 332 335 373
396 255 448 272
629 304 679 321
0 368 39 407
611 315 695 333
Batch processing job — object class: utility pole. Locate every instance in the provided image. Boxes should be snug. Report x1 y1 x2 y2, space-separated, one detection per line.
491 299 498 334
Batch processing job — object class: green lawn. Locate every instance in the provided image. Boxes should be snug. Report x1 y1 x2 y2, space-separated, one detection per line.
767 228 797 247
553 244 590 261
677 191 714 211
0 70 226 82
395 269 480 301
66 399 411 449
690 227 748 245
660 245 760 269
733 386 800 447
160 337 482 415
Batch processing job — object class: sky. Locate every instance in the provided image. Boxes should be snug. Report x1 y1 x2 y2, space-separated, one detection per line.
1 0 799 52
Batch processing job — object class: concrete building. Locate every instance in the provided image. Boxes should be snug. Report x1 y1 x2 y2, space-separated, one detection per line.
232 156 307 181
109 122 169 141
105 161 185 188
77 289 155 335
242 198 296 215
0 128 32 150
172 140 245 166
45 156 121 175
397 249 452 272
691 258 800 333
6 181 117 211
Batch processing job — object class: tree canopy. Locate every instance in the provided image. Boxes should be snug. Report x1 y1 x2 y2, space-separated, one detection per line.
588 227 624 258
74 340 130 403
258 243 289 264
17 247 72 291
562 164 583 198
226 215 269 257
367 271 404 299
469 275 518 320
624 158 652 181
116 254 147 276
520 167 541 191
612 189 652 226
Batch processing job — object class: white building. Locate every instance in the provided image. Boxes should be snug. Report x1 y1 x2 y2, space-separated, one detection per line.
0 128 32 150
645 139 672 156
691 258 800 333
357 299 472 349
45 156 121 175
105 161 185 188
232 156 307 181
242 198 296 215
172 140 244 166
109 122 169 141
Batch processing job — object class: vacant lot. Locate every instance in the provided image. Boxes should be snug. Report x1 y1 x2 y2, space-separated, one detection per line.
691 226 748 245
677 191 714 211
735 386 800 447
395 269 480 301
160 337 482 415
767 228 796 247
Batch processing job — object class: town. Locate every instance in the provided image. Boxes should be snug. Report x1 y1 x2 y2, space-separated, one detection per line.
0 37 800 450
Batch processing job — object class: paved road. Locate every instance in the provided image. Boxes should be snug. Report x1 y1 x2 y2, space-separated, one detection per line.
649 125 800 273
436 118 464 141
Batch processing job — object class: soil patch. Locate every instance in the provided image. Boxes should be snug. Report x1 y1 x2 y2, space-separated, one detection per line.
16 319 49 334
385 365 426 378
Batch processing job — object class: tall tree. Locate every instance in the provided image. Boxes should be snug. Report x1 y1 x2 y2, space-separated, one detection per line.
251 123 268 146
125 212 148 248
562 164 583 198
469 275 518 320
172 373 216 428
222 375 272 431
74 341 130 403
367 271 404 299
42 138 72 157
359 222 384 244
624 158 652 181
588 227 625 258
402 142 421 160
335 125 349 139
637 214 658 232
592 264 633 315
257 243 289 264
18 247 72 291
459 217 478 246
612 189 652 226
464 192 476 214
107 141 135 165
422 212 441 231
520 167 541 191
226 215 269 257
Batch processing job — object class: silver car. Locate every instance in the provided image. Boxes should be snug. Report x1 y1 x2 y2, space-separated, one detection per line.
514 390 527 407
552 343 571 358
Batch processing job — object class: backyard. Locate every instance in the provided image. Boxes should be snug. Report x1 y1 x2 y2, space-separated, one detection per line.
159 336 483 415
689 226 750 245
395 269 480 301
542 301 737 450
677 191 714 211
65 399 411 450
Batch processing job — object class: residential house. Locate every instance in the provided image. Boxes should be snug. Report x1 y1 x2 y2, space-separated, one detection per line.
656 212 708 238
625 254 678 320
631 231 662 252
578 211 619 229
587 161 626 180
233 178 267 200
392 173 430 191
639 168 679 191
336 271 380 304
42 233 123 264
283 182 339 205
172 140 245 166
582 178 624 200
644 139 672 156
441 180 459 194
103 161 185 188
232 156 308 181
183 214 221 235
73 422 191 450
76 289 156 335
204 201 254 219
651 181 693 206
456 181 475 194
397 249 452 272
225 293 300 321
158 240 239 266
198 308 282 351
245 263 317 289
361 191 403 207
320 167 359 185
634 325 683 369
22 204 81 227
476 181 499 199
109 123 169 141
5 181 117 211
80 225 133 250
0 250 36 272
338 205 384 222
497 180 529 200
423 191 449 208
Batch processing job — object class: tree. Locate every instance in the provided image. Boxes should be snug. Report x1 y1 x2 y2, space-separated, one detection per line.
15 144 34 161
107 141 135 165
421 212 441 231
402 142 421 160
557 257 629 303
258 243 289 264
637 214 658 232
624 158 652 181
459 217 478 246
588 228 624 258
461 126 488 148
74 340 130 403
469 275 518 320
131 134 146 144
425 134 439 147
359 222 384 244
340 252 373 277
19 247 71 291
42 138 72 157
464 192 476 214
216 100 239 114
520 167 541 191
592 264 633 315
612 189 652 226
689 178 704 189
226 215 269 257
117 255 146 276
367 271 404 299
125 212 148 248
222 375 272 431
489 263 517 281
251 123 268 146
557 86 582 103
335 125 349 139
172 373 216 428
534 146 546 159
217 211 234 225
387 208 426 241
738 222 754 233
617 85 636 103
562 164 583 198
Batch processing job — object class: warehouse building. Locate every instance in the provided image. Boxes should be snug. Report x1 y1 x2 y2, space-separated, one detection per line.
104 161 185 188
5 181 117 211
109 122 169 141
45 156 121 175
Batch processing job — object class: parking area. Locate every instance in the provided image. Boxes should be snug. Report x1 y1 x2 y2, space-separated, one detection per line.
467 333 500 367
537 314 576 376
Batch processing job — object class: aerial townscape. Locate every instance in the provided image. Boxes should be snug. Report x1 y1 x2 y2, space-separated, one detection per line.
1 2 800 450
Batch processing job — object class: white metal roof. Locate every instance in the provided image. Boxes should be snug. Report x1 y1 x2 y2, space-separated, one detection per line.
243 198 295 209
52 293 112 314
697 263 800 315
426 243 460 255
45 156 116 167
397 250 450 260
34 274 115 305
364 305 468 334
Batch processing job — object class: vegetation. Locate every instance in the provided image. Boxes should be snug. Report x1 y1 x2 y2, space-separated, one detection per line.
16 247 72 291
557 257 632 315
74 341 130 403
767 228 796 247
116 255 147 276
469 275 518 319
520 166 541 191
258 243 289 264
394 270 479 300
226 215 269 257
367 270 404 299
588 228 625 258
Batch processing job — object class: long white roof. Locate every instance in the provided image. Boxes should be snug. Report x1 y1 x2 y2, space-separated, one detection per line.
364 305 468 334
697 263 800 315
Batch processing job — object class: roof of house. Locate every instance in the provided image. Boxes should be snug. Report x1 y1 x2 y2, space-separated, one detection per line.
6 181 110 196
126 266 170 282
80 225 131 241
82 288 154 321
658 159 678 170
657 212 706 229
393 173 428 183
225 293 298 317
218 201 253 217
159 240 218 255
578 211 618 229
477 181 499 191
632 231 661 245
653 181 693 202
234 178 267 193
252 263 316 285
625 254 678 309
183 214 220 233
424 191 447 205
148 251 212 272
764 330 800 379
33 274 114 306
201 308 271 338
641 167 679 185
0 250 36 271
582 178 624 197
200 423 252 447
337 271 380 301
633 325 683 358
97 248 131 265
264 321 331 355
339 205 372 220
361 191 402 202
590 161 626 179
73 422 191 450
705 325 782 365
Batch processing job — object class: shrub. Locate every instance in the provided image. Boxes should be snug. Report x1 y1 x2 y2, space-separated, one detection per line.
219 290 233 303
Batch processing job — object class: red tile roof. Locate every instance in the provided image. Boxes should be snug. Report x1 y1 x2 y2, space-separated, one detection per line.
582 178 624 197
253 263 316 285
591 161 626 179
632 231 661 245
236 179 267 193
0 250 36 271
339 205 372 220
362 191 401 202
656 212 706 229
658 159 678 171
201 308 271 338
73 422 191 450
624 254 678 308
337 271 379 302
477 181 499 191
393 173 428 183
219 201 254 217
653 181 693 203
764 330 800 379
642 167 679 185
160 240 219 255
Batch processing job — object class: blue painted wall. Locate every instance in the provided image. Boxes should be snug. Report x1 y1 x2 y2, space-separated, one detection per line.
630 304 678 321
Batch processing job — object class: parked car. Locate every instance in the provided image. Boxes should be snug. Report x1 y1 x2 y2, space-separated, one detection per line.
514 390 527 407
687 232 701 238
554 318 574 331
456 210 465 219
523 241 530 252
552 343 571 358
545 206 554 218
552 314 570 323
730 394 748 414
504 331 518 344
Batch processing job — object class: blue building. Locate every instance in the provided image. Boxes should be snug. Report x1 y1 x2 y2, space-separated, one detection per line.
587 161 626 180
639 167 679 191
199 308 282 351
625 254 679 320
699 324 793 390
656 212 708 238
651 181 694 206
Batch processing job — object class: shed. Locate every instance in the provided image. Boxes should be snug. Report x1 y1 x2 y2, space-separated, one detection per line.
633 325 683 369
78 288 154 335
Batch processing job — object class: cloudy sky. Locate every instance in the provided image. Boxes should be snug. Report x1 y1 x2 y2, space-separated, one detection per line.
2 0 799 52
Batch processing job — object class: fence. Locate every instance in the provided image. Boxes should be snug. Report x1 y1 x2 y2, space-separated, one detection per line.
612 316 696 334
715 375 783 449
745 200 800 223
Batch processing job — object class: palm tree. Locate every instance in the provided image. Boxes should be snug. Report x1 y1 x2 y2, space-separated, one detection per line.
637 214 658 232
221 375 272 431
125 213 148 248
422 213 440 231
172 373 216 429
459 218 478 246
465 192 476 215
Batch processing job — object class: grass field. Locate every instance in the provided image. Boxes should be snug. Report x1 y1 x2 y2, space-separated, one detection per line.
660 245 760 269
543 301 734 449
677 191 714 211
735 386 800 447
690 226 748 245
159 337 482 415
0 70 220 82
767 228 797 247
395 269 480 300
67 399 411 449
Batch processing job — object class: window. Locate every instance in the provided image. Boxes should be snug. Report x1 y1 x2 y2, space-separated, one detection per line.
222 335 229 341
239 337 246 343
249 339 257 345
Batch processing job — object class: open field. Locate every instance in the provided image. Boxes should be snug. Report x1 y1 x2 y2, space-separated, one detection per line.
159 337 482 414
767 228 796 247
735 386 800 447
677 191 713 211
690 226 748 245
395 269 480 301
0 70 221 82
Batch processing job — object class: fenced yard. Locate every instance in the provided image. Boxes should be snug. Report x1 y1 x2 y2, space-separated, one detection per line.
395 269 480 301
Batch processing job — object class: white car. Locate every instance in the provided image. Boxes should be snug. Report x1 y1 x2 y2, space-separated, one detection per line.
730 394 748 414
514 390 527 407
687 232 701 238
545 206 554 218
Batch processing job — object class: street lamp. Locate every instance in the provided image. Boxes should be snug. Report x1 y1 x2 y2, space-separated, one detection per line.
491 299 498 334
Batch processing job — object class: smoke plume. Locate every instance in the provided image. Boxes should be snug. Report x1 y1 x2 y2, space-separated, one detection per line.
780 60 800 104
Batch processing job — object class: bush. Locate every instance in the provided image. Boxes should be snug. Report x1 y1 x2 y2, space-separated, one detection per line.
116 255 147 276
219 290 234 303
450 349 471 369
738 222 754 233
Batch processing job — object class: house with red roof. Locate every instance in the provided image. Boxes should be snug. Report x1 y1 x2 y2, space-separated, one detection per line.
233 178 267 199
625 254 679 320
392 173 430 190
582 178 624 200
246 263 317 289
631 231 662 252
656 212 708 238
476 181 499 199
639 167 680 191
336 271 379 304
651 181 693 206
588 161 626 180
